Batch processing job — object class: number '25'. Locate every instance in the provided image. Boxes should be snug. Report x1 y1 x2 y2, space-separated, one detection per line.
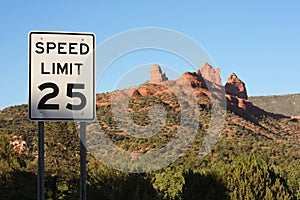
37 82 87 110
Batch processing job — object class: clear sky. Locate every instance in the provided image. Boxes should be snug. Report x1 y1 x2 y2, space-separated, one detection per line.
0 1 299 110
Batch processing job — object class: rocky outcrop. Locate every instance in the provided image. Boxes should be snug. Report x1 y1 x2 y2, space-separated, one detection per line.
149 64 168 84
10 135 27 155
96 62 288 125
176 72 207 89
132 84 173 98
225 73 248 99
199 62 222 85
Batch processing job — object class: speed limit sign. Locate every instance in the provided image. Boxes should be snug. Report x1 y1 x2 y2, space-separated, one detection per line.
28 31 95 121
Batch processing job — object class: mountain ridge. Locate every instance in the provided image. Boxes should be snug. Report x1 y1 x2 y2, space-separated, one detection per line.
0 63 300 199
250 93 300 117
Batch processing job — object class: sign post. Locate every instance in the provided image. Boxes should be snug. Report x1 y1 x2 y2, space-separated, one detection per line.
38 121 44 200
29 31 95 200
80 122 87 200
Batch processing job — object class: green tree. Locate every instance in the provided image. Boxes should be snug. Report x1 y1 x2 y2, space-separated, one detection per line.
223 155 293 200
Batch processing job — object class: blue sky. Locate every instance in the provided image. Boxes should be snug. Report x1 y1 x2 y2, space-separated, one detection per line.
0 1 299 110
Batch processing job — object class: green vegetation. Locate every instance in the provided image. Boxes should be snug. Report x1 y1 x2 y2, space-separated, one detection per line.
0 90 300 199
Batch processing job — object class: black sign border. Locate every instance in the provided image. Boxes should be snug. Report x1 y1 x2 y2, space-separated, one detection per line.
28 31 96 121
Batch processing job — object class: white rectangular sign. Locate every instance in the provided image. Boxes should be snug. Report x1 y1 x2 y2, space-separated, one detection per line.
29 31 95 121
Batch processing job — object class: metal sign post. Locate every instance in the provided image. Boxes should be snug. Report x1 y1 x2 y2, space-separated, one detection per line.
80 122 87 200
38 121 44 200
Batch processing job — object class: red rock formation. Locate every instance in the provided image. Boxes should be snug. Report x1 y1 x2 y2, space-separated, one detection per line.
225 73 248 99
96 62 288 124
176 72 207 89
131 84 173 98
199 62 222 85
149 64 168 84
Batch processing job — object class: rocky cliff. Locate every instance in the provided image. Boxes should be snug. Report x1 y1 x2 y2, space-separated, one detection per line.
97 62 288 124
199 62 222 85
225 73 248 99
149 64 168 84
